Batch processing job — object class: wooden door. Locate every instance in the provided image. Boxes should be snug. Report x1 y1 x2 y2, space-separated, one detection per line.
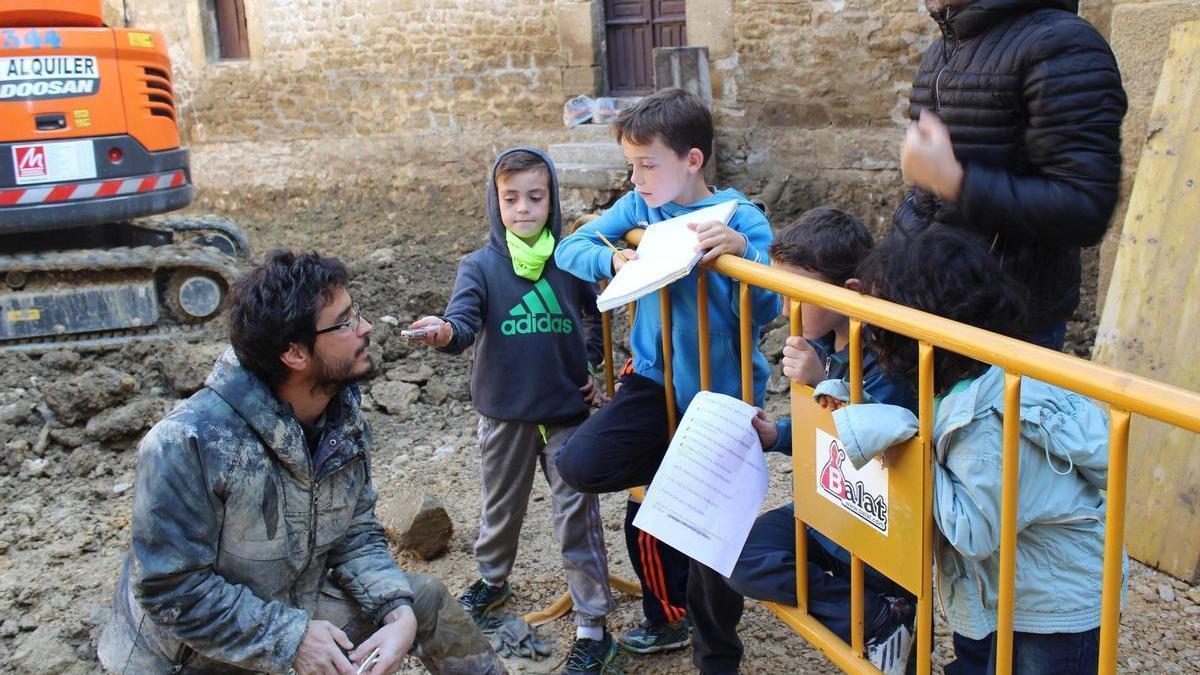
605 0 686 96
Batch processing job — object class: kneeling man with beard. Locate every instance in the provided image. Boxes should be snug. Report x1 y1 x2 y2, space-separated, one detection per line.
100 251 506 675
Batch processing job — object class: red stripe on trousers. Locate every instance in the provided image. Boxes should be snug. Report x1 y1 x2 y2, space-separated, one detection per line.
650 534 685 622
640 530 680 623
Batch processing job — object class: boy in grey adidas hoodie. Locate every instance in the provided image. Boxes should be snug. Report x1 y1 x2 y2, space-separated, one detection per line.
409 148 618 673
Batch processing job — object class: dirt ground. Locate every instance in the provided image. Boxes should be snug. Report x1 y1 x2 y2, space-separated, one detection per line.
0 236 1196 674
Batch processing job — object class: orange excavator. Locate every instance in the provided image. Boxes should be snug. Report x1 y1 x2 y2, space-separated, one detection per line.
0 0 246 351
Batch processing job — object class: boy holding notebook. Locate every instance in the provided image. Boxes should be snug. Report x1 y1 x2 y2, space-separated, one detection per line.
554 88 779 657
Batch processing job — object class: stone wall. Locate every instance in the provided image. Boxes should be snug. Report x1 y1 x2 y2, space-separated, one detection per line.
110 0 1193 266
117 0 579 255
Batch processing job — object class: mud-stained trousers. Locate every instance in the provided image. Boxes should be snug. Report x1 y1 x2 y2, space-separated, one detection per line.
318 573 507 675
102 574 505 674
474 415 614 627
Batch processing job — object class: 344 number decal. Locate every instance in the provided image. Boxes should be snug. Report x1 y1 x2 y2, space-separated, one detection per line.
2 29 64 50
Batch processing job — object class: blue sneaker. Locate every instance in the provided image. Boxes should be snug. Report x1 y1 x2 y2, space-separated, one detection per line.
617 618 691 654
562 630 620 674
457 579 512 621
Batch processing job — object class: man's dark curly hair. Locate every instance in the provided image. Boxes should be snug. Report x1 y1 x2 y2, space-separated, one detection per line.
226 250 348 387
862 225 1027 394
769 206 872 283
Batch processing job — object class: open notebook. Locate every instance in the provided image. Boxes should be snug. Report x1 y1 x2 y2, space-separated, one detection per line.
595 199 739 312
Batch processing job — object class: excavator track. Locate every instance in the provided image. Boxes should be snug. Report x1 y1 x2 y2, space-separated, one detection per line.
1 242 243 353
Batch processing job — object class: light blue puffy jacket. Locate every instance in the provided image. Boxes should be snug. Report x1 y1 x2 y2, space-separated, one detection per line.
818 365 1126 639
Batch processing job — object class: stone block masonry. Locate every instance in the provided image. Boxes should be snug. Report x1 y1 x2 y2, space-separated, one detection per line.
109 0 1175 272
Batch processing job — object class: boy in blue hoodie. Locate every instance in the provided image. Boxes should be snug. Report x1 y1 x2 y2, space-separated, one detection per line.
554 88 779 657
409 148 617 674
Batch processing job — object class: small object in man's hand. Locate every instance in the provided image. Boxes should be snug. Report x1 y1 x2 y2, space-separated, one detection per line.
399 328 435 340
356 646 382 675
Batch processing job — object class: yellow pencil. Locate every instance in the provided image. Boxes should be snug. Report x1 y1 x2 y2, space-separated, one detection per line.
596 231 630 263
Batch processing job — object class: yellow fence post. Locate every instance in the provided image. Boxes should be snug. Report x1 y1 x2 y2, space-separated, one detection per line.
790 299 810 613
848 319 866 657
659 287 677 435
698 273 712 391
1098 408 1131 675
739 281 753 404
599 281 616 399
917 343 935 675
995 372 1023 674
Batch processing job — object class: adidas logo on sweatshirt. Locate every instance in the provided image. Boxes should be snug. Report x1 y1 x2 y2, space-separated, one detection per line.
501 278 575 336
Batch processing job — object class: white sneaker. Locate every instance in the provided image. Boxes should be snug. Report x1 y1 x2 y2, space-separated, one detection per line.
866 623 913 675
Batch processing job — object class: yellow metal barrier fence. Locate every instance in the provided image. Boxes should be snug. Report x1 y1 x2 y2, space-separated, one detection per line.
596 228 1200 675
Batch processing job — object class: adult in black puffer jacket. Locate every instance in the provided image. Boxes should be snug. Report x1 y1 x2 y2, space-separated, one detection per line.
894 0 1127 348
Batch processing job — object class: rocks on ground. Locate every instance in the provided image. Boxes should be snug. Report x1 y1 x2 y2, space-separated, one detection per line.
8 626 82 674
40 366 137 426
378 492 454 560
371 381 422 415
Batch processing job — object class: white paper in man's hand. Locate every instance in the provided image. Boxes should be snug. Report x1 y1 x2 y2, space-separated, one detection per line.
632 391 769 576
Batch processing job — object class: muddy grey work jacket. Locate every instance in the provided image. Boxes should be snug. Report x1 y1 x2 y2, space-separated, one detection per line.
98 348 412 673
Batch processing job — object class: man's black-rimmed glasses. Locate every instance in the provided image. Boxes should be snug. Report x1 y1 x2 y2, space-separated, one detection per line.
316 306 364 335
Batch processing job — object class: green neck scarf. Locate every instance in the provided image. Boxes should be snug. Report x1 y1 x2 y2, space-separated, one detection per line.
506 227 555 281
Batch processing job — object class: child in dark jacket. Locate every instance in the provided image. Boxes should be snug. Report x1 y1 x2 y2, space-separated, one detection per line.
409 148 616 674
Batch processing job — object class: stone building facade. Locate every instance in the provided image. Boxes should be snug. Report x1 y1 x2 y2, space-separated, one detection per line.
103 0 1198 293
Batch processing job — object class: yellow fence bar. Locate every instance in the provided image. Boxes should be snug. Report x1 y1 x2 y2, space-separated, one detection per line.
619 226 1200 428
847 320 866 656
850 556 865 658
600 284 616 399
849 319 864 405
763 602 885 675
917 343 935 675
659 287 677 435
739 281 753 404
995 372 1023 674
698 273 712 391
790 299 810 614
1099 408 1131 675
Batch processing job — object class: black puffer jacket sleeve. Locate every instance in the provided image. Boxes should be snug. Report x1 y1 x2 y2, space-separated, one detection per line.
958 19 1126 247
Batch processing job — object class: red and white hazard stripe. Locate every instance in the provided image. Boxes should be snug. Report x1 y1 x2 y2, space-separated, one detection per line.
0 171 186 207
